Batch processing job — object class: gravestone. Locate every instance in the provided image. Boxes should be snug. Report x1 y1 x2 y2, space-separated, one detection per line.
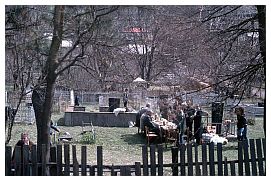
108 98 120 112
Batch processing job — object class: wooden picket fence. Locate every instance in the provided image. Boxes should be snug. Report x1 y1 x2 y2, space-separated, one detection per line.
5 138 265 176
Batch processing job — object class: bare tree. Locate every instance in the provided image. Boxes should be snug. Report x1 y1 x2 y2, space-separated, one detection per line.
6 5 119 175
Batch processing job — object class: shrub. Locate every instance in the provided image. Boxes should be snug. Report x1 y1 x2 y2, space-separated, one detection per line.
80 131 95 144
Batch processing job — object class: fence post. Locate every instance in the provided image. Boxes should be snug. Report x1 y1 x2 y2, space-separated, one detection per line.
72 145 79 176
23 145 30 176
135 162 141 176
230 161 236 176
256 139 264 175
224 157 228 176
194 143 201 176
97 146 103 176
180 144 186 176
81 145 87 176
187 143 193 176
217 143 223 176
262 138 266 160
262 138 266 175
157 144 163 176
237 141 244 176
64 144 70 176
31 145 38 176
142 145 148 176
208 142 215 176
56 144 63 176
5 146 12 176
89 165 95 176
171 146 178 176
120 166 131 176
111 164 117 176
150 144 156 176
249 139 257 175
14 146 22 176
41 144 48 176
49 146 57 176
201 143 207 176
243 140 250 176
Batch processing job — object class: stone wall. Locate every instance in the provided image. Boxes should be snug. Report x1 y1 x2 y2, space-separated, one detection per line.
64 111 137 127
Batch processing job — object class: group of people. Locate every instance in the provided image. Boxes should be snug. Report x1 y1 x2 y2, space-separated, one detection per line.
136 95 249 145
135 96 209 145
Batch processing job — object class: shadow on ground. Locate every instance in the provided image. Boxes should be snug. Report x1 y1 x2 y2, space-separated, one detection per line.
120 133 147 145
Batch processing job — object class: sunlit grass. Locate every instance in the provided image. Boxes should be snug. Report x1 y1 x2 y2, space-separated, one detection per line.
7 112 265 166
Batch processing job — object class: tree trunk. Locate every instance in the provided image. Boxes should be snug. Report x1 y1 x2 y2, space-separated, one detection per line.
32 5 65 175
256 5 266 136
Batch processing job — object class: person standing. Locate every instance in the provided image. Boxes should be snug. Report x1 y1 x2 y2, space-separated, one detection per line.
75 95 80 106
235 107 248 141
184 104 195 141
123 88 129 109
176 105 186 144
193 105 207 144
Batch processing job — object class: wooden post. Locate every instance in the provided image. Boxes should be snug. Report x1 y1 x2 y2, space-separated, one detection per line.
157 144 163 176
50 146 57 176
224 157 228 176
208 142 215 176
5 146 12 176
249 139 257 175
23 145 30 176
120 166 131 176
180 144 186 176
237 141 244 176
111 164 117 176
81 145 87 176
171 146 178 176
97 146 103 176
64 144 70 176
89 165 95 176
126 166 131 176
187 143 193 176
262 138 266 160
243 140 250 176
56 144 63 176
142 145 148 176
230 161 236 176
150 144 156 176
41 144 47 176
135 162 141 176
194 144 201 176
31 145 38 176
14 146 22 176
72 145 79 176
217 143 223 176
256 139 264 175
202 143 208 176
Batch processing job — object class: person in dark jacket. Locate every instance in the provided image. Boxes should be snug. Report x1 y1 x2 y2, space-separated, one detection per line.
135 103 150 128
123 88 129 109
75 95 80 106
235 107 248 141
184 104 195 140
193 106 202 144
11 133 34 174
141 109 161 135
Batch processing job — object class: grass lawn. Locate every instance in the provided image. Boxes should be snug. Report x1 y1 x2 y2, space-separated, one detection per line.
6 112 265 166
